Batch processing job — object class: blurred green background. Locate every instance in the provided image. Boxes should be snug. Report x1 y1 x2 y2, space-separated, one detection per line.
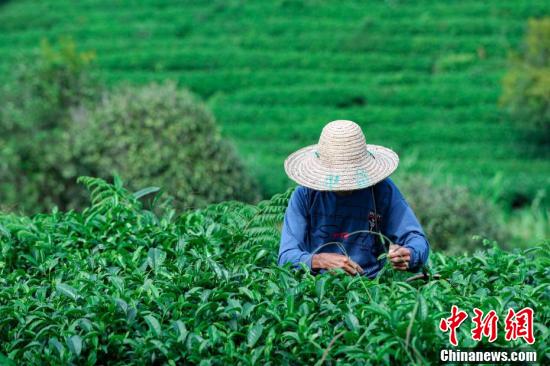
0 0 548 248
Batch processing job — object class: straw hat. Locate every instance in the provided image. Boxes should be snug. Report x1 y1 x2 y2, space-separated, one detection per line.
284 120 399 191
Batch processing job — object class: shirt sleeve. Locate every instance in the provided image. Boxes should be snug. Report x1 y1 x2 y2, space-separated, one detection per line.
381 179 430 272
277 187 315 272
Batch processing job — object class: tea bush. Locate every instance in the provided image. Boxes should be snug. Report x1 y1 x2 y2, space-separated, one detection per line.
501 17 550 136
0 41 259 213
71 82 260 211
400 175 506 254
0 38 100 213
0 177 547 365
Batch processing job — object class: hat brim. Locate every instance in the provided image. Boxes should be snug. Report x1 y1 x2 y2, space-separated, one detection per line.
284 144 399 191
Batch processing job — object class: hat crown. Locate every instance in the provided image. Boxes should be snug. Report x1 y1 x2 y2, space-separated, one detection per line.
317 120 369 169
283 119 399 191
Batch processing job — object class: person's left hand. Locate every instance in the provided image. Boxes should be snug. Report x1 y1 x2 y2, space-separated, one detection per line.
388 244 412 271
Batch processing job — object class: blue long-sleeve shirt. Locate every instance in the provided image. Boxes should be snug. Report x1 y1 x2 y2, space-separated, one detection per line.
278 178 429 278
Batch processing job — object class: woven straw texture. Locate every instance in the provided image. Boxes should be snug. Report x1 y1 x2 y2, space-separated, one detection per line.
284 120 399 191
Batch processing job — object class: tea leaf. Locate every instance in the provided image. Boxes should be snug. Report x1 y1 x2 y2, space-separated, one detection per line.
344 313 359 331
67 335 82 356
56 283 79 301
144 315 162 338
247 323 264 348
133 186 160 199
147 248 166 270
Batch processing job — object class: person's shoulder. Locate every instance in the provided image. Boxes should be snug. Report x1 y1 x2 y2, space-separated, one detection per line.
374 177 404 207
288 185 314 211
290 185 312 202
374 177 398 193
293 185 312 198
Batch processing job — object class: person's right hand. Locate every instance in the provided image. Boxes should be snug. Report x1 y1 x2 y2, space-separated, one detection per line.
312 253 364 276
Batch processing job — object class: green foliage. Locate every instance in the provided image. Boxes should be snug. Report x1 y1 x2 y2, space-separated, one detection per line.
400 175 506 254
71 81 260 211
1 0 548 206
2 37 97 131
0 38 99 212
501 17 550 135
0 41 258 213
503 190 550 246
0 178 548 364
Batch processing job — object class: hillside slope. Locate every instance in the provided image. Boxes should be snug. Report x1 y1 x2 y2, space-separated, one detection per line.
0 0 548 206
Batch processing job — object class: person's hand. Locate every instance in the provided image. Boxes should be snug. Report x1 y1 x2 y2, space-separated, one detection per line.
312 253 364 276
388 244 412 271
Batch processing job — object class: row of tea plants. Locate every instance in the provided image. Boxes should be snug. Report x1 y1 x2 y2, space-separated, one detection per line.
0 177 548 365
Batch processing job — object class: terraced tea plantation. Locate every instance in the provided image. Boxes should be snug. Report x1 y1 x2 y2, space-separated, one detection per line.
0 0 549 205
0 178 548 364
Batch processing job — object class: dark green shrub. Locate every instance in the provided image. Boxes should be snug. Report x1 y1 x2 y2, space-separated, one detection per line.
0 38 99 213
71 82 260 211
400 175 506 254
0 40 259 213
500 17 550 135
